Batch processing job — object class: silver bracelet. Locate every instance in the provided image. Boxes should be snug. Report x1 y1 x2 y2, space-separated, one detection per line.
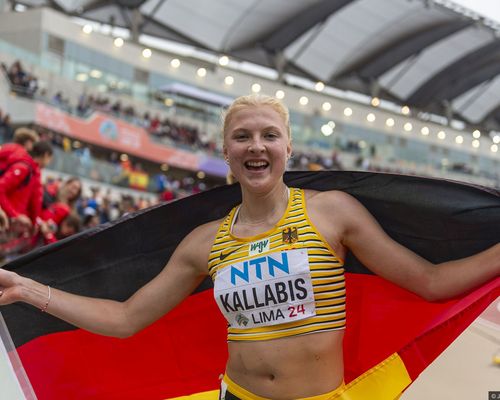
40 285 51 312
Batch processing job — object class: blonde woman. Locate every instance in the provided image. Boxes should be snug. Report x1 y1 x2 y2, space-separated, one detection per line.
0 95 499 399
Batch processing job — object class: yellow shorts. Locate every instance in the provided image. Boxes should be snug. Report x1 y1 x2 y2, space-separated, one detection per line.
220 374 346 400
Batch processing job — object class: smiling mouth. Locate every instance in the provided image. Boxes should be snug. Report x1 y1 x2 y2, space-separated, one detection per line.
245 161 269 171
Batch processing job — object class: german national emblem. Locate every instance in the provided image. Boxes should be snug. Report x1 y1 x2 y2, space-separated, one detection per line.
282 227 298 244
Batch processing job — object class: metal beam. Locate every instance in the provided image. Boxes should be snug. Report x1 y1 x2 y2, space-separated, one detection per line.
335 20 472 81
480 102 500 126
139 0 164 31
230 0 354 53
75 1 206 49
430 62 500 103
47 0 65 12
79 1 146 14
264 0 354 51
140 14 210 49
407 39 500 107
115 0 147 7
79 0 109 14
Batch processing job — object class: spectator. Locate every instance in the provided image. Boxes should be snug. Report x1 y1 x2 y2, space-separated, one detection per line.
120 195 137 216
40 212 81 244
149 115 161 134
41 176 82 231
55 213 81 240
0 128 40 184
13 127 39 151
110 100 122 115
76 94 91 116
0 128 40 177
43 177 81 209
6 60 38 97
82 206 100 229
7 61 26 88
98 195 119 223
52 91 64 106
0 113 13 143
142 112 151 129
0 140 53 233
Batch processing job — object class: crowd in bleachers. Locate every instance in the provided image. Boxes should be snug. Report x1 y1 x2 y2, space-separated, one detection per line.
2 58 497 200
0 58 360 175
0 124 348 262
3 57 427 184
50 89 348 172
289 149 344 171
74 93 217 151
1 60 38 97
0 122 212 262
2 59 218 153
35 124 210 195
0 171 202 262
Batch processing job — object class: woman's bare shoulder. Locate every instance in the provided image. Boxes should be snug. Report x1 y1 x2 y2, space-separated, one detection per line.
184 217 225 246
303 189 364 231
171 217 226 273
303 188 357 208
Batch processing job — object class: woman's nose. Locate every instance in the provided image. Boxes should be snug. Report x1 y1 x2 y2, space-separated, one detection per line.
248 138 265 153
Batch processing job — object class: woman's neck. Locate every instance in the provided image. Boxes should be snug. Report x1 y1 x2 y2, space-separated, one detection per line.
237 183 289 226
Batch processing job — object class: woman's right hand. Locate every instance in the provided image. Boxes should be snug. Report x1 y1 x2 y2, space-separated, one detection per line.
0 268 22 306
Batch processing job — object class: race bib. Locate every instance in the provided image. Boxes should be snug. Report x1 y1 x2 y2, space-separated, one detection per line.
214 249 316 328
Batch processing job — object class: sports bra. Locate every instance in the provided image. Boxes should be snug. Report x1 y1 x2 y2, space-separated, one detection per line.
208 187 346 341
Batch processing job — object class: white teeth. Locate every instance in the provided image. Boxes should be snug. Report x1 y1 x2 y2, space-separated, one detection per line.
246 161 267 167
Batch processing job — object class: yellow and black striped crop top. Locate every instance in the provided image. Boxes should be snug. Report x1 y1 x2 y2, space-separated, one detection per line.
208 187 346 342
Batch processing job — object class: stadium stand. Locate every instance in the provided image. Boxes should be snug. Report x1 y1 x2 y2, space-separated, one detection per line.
0 3 498 256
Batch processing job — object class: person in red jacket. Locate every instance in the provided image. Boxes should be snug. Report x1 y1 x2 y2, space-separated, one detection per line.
0 141 53 233
0 126 39 157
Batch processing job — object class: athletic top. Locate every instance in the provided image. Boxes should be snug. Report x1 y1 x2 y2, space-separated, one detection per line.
208 187 346 342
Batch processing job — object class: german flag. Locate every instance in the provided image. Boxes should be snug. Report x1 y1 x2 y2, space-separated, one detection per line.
1 171 499 399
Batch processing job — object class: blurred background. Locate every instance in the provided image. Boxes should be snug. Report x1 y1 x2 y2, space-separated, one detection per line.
0 1 498 397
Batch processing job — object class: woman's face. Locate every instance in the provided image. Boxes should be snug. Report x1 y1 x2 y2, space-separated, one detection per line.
63 180 82 202
223 105 291 193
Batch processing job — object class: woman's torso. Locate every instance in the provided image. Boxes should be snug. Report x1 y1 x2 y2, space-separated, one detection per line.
202 188 348 397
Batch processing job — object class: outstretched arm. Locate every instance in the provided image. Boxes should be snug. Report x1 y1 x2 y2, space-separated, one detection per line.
313 190 500 301
0 223 215 338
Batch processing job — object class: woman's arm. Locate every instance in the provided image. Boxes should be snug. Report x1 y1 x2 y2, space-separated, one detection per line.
0 222 216 337
311 190 500 301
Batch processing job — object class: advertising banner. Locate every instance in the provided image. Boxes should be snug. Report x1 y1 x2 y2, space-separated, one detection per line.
35 103 227 177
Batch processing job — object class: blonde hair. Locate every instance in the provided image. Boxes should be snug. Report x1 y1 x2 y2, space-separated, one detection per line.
222 94 291 138
222 94 291 185
226 170 237 185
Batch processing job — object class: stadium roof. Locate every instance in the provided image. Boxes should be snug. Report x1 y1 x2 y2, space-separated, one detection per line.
13 0 500 132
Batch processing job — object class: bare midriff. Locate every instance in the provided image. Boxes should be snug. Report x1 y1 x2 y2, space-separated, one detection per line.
226 330 344 399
